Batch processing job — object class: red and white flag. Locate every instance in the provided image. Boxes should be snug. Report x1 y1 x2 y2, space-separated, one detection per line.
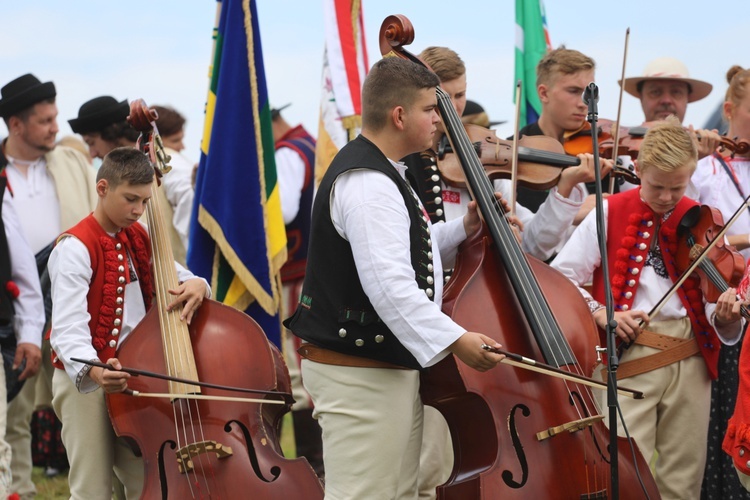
315 0 369 185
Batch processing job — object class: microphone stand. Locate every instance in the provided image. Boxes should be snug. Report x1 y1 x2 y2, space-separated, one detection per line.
583 82 620 499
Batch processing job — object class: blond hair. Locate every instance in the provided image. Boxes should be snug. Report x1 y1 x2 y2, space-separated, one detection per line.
536 46 595 87
418 47 465 83
637 116 697 174
723 65 750 120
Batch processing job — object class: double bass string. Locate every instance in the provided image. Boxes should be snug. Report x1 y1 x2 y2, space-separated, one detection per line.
145 168 215 497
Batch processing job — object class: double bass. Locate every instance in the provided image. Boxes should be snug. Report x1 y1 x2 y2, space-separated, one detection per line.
105 100 324 499
379 15 660 499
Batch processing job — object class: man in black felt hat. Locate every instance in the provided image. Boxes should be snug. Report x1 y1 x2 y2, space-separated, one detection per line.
0 72 97 499
68 96 195 265
68 95 137 160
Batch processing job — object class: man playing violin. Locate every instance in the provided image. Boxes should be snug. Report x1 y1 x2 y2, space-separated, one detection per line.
552 118 744 500
516 47 615 233
405 46 608 264
688 64 750 497
619 57 723 162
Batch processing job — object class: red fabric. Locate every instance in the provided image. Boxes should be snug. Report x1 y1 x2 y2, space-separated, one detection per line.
51 215 153 368
590 188 720 379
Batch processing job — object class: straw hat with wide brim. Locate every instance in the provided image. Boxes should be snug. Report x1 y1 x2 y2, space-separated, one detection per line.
619 57 712 103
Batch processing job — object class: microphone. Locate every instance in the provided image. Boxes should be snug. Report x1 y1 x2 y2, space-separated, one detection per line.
582 82 599 105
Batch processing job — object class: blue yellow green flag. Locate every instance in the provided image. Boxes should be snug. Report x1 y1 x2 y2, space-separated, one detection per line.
187 0 286 347
515 0 553 127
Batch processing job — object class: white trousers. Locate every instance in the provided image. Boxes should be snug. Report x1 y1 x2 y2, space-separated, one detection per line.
52 368 143 500
598 317 711 500
302 359 423 500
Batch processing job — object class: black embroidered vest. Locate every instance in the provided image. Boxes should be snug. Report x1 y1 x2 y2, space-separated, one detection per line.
284 135 434 370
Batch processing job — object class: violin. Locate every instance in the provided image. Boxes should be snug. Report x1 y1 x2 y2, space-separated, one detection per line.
563 118 630 158
675 204 747 311
105 100 324 498
437 123 640 189
618 122 750 158
380 14 660 499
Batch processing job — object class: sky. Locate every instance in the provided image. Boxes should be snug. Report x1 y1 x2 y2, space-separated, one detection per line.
1 1 749 163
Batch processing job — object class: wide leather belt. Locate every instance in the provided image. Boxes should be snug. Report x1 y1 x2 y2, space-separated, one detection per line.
298 343 408 370
606 329 700 380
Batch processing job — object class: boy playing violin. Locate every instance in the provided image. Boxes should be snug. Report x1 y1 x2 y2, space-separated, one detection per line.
284 56 505 499
48 147 209 499
404 46 609 264
552 118 744 499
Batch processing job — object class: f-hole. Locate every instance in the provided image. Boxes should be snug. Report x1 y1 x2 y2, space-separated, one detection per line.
226 419 282 482
502 403 530 488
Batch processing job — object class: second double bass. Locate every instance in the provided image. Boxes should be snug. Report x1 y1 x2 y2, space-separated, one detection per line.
380 15 660 499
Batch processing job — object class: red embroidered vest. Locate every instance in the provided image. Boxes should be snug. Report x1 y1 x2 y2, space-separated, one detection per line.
52 214 153 368
723 274 750 472
591 188 720 379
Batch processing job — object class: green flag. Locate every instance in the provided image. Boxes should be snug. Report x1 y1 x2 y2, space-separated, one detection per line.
515 0 552 127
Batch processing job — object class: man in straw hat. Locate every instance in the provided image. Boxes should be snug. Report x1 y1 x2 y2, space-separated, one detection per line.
621 57 721 159
0 73 97 499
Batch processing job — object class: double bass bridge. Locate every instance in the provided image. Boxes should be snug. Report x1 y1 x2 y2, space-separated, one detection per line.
175 440 234 473
536 415 604 442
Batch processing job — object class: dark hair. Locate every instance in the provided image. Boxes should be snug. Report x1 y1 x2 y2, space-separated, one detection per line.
99 119 140 143
362 57 440 131
153 105 186 137
97 147 154 187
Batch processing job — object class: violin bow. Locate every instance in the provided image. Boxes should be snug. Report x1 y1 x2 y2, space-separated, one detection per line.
648 194 750 320
72 357 294 405
509 80 523 216
608 28 630 194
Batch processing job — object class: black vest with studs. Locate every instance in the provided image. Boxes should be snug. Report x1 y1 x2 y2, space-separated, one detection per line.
284 135 435 370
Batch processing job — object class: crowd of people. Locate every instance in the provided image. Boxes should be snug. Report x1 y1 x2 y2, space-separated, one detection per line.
1 43 750 500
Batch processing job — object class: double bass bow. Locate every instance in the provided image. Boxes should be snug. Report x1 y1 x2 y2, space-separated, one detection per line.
104 100 324 499
380 15 660 499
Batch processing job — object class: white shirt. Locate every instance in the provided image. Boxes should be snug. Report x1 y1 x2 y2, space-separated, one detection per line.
688 154 750 261
330 161 468 368
439 178 584 261
162 148 195 250
552 200 742 344
276 147 307 224
4 157 61 254
2 190 44 346
49 229 209 392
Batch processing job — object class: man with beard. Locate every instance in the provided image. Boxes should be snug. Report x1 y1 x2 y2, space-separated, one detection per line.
620 57 721 160
0 73 96 500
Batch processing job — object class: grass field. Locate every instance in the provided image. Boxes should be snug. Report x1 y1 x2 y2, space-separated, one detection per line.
29 414 297 499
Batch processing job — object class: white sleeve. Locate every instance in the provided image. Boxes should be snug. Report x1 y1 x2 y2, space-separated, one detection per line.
3 192 44 347
331 169 465 367
550 202 607 303
521 183 586 261
161 152 195 250
48 236 100 392
276 147 307 225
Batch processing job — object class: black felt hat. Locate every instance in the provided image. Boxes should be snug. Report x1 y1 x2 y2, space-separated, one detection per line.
462 100 505 127
68 96 130 134
0 73 56 119
271 103 291 121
